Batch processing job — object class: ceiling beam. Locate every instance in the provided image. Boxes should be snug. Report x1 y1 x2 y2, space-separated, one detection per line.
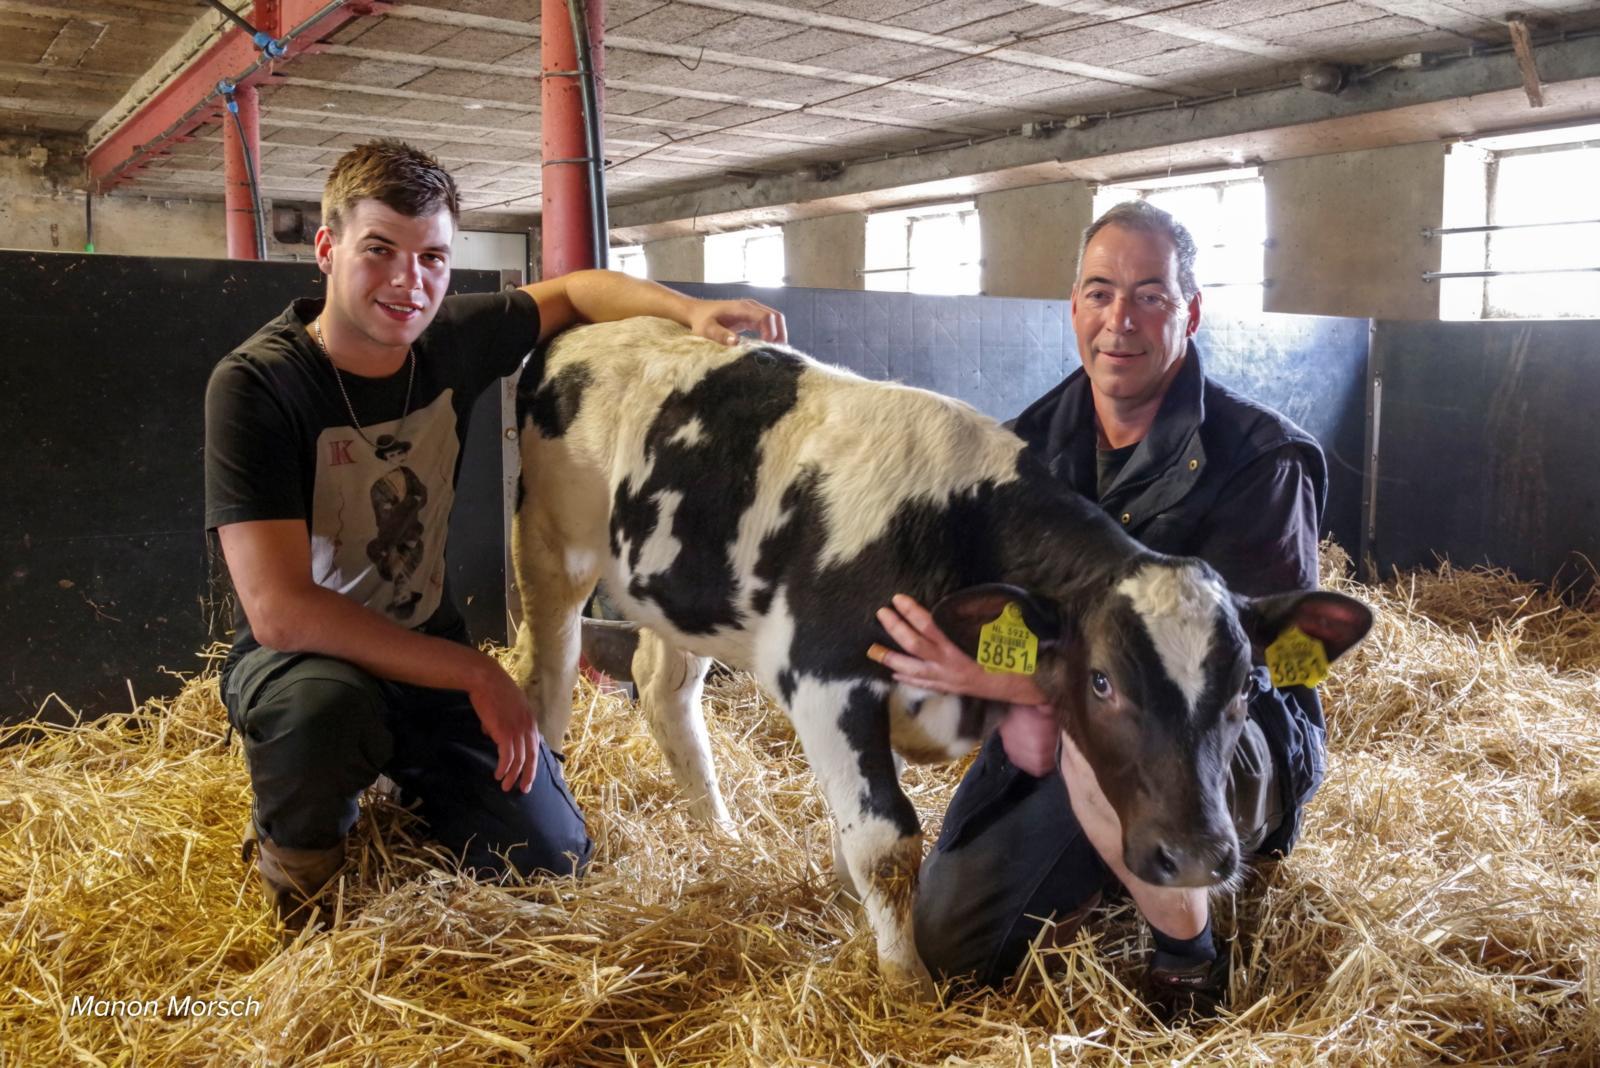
1354 0 1505 42
271 75 849 149
1021 0 1313 61
0 0 190 26
665 0 1207 95
315 43 996 137
0 60 127 93
187 127 737 179
377 3 1062 113
0 94 107 120
259 105 780 166
86 0 376 192
607 34 1600 240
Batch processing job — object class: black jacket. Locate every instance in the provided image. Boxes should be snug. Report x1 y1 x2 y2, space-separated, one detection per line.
1011 342 1329 856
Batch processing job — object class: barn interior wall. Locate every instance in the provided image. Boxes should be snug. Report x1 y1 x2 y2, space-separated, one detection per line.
977 182 1094 299
783 213 865 290
643 233 706 282
0 134 227 259
1263 142 1447 321
694 142 1454 313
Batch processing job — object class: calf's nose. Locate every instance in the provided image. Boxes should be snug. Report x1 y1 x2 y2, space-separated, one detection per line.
1148 839 1238 887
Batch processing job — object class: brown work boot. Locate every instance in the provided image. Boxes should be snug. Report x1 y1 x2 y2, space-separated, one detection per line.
241 825 346 936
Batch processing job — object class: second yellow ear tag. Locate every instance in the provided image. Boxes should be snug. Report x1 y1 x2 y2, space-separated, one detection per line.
1265 626 1330 688
976 602 1039 675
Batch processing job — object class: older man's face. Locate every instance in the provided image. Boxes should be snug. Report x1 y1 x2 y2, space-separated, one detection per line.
1070 224 1201 408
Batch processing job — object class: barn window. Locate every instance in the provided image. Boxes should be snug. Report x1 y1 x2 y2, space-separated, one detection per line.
608 245 647 278
704 227 785 287
1092 168 1266 314
1438 123 1600 320
863 200 981 295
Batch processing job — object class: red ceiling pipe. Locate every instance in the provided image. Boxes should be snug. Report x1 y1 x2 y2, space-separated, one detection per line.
87 0 375 192
222 81 262 259
541 0 605 278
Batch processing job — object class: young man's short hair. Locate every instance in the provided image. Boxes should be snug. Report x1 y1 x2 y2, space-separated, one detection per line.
321 140 460 233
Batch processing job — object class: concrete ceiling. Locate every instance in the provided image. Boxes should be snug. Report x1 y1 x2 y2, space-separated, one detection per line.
3 0 1599 231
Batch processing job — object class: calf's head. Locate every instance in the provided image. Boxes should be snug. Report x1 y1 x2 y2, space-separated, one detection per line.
936 558 1372 889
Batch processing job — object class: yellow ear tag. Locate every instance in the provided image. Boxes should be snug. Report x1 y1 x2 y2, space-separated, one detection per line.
976 602 1039 676
1265 625 1330 688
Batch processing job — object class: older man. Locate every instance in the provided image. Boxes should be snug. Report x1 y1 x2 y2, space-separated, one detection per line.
872 200 1327 1013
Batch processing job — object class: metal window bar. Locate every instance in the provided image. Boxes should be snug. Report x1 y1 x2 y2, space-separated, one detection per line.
1423 265 1600 282
857 263 979 275
1423 219 1600 238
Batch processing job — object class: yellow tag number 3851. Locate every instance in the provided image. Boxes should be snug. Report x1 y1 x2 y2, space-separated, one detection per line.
976 602 1039 676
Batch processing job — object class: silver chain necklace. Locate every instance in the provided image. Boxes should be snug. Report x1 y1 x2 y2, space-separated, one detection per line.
311 317 415 451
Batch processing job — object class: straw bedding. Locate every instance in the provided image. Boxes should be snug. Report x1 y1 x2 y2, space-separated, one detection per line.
3 550 1598 1066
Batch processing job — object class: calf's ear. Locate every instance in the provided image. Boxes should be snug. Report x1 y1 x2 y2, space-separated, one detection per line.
1236 589 1373 662
930 583 1064 658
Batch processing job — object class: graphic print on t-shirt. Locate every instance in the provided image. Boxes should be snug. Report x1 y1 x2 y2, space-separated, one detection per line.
311 390 459 626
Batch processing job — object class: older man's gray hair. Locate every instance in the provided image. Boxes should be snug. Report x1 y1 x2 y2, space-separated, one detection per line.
1078 200 1201 301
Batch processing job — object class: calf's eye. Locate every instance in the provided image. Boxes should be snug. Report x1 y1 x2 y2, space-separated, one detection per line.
1090 671 1113 699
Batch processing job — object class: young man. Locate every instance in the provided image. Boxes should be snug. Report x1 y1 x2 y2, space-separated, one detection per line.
870 201 1327 1013
205 140 785 930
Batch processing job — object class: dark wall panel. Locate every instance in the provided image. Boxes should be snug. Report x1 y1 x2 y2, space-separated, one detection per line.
668 283 1369 553
666 283 1073 421
1370 319 1600 586
2 251 510 725
1199 315 1371 558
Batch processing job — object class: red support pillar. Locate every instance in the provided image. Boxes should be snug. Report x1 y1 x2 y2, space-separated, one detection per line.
222 82 262 260
541 0 605 278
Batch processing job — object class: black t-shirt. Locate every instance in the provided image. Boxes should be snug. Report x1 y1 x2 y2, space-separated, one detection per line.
1094 441 1138 501
204 290 541 659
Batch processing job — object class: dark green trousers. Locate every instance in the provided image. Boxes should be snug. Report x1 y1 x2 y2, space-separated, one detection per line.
223 636 592 880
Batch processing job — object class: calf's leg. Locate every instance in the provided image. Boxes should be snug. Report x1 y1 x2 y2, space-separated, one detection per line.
790 679 932 996
632 628 732 833
509 439 607 751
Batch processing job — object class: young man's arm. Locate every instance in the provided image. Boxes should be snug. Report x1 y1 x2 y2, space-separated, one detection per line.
522 269 787 346
216 519 540 795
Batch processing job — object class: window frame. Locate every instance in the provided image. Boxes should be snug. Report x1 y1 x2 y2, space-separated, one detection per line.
862 200 981 295
1092 167 1267 313
1440 132 1600 321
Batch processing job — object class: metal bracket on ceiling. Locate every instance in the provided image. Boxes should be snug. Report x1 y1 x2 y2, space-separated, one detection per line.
204 0 288 60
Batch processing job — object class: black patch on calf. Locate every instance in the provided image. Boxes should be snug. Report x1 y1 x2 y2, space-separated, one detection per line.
757 467 1127 692
611 349 805 634
750 472 818 617
838 684 920 837
1107 605 1199 735
777 668 797 704
521 363 593 439
610 477 658 564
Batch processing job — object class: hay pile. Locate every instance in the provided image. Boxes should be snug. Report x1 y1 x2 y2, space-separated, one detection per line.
3 554 1598 1065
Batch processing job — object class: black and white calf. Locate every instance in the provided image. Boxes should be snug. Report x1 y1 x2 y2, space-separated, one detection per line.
510 317 1371 991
